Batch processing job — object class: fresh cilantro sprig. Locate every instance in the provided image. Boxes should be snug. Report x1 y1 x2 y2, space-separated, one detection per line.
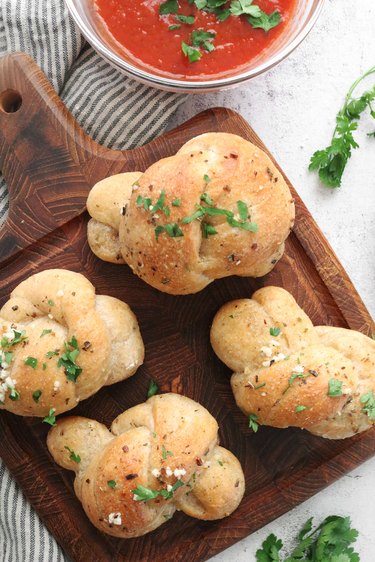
309 65 375 188
256 515 360 562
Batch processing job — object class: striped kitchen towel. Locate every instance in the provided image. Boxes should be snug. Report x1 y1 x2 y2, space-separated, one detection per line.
0 2 185 560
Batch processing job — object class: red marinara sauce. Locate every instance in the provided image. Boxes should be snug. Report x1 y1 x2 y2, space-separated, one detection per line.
94 0 297 79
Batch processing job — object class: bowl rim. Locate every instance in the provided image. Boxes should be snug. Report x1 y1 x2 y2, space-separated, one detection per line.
65 0 325 92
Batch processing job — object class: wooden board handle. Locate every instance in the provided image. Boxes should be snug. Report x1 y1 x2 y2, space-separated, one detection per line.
0 52 107 263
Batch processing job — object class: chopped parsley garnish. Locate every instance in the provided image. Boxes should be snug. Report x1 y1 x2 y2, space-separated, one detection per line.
327 379 343 397
247 9 281 31
46 350 59 358
48 299 54 306
132 480 184 502
155 223 184 240
40 329 52 338
169 23 181 30
203 174 211 183
177 0 280 67
172 198 181 206
42 363 47 370
3 351 13 365
1 330 28 348
57 336 82 383
182 197 258 232
181 42 202 62
181 208 205 224
256 515 359 562
202 223 218 238
230 0 262 17
107 480 117 489
161 445 173 460
237 200 249 221
24 357 38 369
360 390 375 419
43 408 57 427
174 14 195 24
147 379 159 398
191 29 216 52
200 192 213 205
9 388 20 401
248 412 259 432
64 446 81 464
159 0 178 14
254 382 266 389
132 484 160 501
295 405 307 413
32 390 42 403
269 327 281 337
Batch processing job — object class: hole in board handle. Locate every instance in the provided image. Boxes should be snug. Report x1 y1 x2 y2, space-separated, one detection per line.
0 89 23 113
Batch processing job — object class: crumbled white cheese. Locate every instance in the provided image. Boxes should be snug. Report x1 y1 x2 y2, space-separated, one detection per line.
1 362 9 370
53 381 61 392
293 364 304 374
108 512 122 526
48 314 53 320
151 468 160 478
260 346 272 358
165 467 173 477
56 290 64 297
261 392 267 397
166 484 173 492
342 387 352 395
173 468 186 479
262 353 287 368
235 260 241 266
270 339 280 347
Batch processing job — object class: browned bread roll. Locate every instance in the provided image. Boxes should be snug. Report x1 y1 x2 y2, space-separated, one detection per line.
210 286 375 439
47 393 245 538
0 269 144 417
87 132 295 295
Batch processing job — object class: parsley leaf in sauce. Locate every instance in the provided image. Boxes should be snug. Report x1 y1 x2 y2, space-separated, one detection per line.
247 9 281 32
181 42 202 62
159 0 179 15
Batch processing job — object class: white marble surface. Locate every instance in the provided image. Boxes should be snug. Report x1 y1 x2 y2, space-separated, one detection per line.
171 0 375 558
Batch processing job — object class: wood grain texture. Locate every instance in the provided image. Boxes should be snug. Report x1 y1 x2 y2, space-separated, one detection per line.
0 52 374 562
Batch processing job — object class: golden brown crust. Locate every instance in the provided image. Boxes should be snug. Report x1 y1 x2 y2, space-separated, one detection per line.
47 393 245 538
87 133 294 294
86 172 142 264
211 286 375 439
0 269 144 416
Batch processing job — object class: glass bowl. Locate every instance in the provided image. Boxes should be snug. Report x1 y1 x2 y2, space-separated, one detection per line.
65 0 325 93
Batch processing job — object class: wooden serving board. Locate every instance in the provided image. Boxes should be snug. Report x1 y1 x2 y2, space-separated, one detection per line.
0 52 374 562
